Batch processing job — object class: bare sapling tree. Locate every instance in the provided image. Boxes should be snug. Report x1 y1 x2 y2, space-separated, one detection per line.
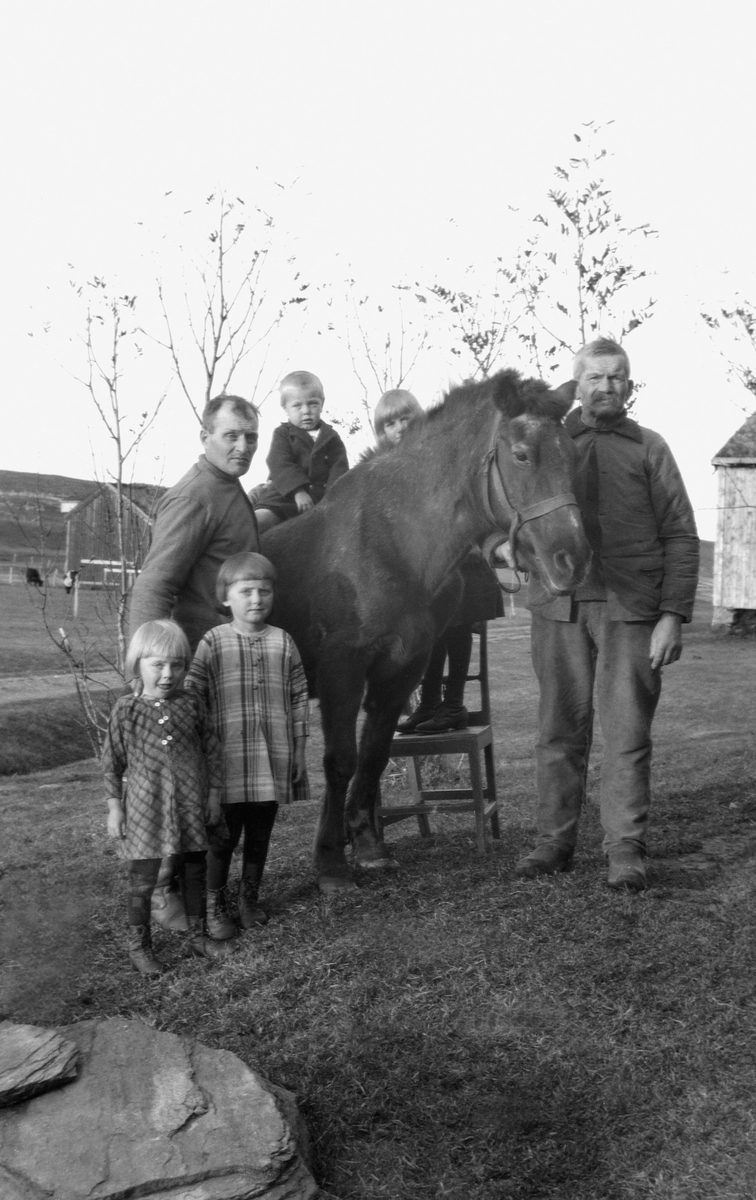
324 280 435 435
150 191 308 418
701 298 756 413
30 278 170 752
71 278 169 669
500 122 657 378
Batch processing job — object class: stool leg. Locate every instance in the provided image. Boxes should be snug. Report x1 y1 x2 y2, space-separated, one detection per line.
469 749 486 854
408 757 433 838
484 743 500 839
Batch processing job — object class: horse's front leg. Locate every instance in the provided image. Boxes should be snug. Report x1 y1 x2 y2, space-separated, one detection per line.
346 653 429 867
315 643 369 893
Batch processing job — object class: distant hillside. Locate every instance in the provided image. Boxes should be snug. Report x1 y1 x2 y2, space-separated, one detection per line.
0 470 161 563
0 470 99 505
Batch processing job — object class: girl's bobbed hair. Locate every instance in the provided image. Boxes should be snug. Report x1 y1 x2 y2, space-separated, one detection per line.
216 552 278 606
125 620 192 683
373 389 424 449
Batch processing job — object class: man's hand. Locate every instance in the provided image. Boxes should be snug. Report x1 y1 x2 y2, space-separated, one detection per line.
106 799 125 839
650 612 683 670
294 489 314 514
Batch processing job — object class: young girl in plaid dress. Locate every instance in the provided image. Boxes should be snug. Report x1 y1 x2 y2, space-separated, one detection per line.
186 553 310 936
103 619 238 976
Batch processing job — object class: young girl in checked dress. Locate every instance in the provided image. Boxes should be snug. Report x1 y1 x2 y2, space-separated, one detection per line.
103 619 238 976
186 552 310 937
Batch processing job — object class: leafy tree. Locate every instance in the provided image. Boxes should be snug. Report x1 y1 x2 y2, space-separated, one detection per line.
433 124 656 385
502 122 657 376
701 298 756 412
428 265 519 380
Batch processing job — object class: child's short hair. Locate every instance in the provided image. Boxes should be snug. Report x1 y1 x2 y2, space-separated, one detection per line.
280 370 324 404
125 620 191 681
373 389 424 448
216 552 278 605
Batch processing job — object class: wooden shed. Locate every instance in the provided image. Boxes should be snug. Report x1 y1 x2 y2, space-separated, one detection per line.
711 410 756 627
64 482 165 585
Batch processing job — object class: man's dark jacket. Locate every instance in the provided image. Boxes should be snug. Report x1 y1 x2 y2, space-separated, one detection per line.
527 408 699 622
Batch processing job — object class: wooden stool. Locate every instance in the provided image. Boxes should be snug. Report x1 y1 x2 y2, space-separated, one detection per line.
376 623 500 853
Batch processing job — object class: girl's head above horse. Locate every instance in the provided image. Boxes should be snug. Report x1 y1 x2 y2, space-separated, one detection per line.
373 370 578 473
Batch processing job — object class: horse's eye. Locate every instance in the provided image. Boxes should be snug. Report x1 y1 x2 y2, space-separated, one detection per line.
512 447 529 464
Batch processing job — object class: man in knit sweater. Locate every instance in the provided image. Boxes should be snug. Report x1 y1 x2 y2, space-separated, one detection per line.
129 395 261 650
516 339 699 892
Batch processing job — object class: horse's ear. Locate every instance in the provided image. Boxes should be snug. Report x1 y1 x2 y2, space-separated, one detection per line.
490 369 525 418
550 379 577 417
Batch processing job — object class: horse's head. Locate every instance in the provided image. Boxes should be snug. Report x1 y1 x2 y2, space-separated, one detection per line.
481 369 591 596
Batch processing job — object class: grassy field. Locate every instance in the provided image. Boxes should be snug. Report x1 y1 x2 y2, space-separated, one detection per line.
2 545 756 1198
0 579 119 677
0 580 123 772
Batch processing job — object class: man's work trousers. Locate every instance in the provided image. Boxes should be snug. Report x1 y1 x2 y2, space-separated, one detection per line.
530 603 662 856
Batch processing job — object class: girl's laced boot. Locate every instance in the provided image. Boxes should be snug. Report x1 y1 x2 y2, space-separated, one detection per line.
206 888 237 940
150 884 189 931
128 925 167 977
185 916 240 959
238 875 268 927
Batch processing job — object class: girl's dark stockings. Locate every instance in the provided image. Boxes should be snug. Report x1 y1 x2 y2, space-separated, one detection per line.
206 802 279 891
128 853 206 924
420 623 473 709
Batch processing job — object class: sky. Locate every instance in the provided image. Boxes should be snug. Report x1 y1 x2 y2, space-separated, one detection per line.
3 0 756 539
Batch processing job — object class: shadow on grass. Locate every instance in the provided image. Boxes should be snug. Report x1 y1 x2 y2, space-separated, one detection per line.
0 693 122 774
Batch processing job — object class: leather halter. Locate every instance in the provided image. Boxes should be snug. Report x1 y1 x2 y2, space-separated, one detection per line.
478 416 577 574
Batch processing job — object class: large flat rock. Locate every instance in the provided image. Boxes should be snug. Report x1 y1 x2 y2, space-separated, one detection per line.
0 1021 78 1107
0 1017 318 1199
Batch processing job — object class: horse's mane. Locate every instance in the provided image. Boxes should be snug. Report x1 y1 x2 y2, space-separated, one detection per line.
352 371 574 468
425 370 575 425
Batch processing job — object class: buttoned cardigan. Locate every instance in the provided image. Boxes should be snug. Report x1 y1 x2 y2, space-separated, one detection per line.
527 409 699 622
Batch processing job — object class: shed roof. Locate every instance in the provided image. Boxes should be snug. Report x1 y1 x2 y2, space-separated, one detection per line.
713 410 756 461
66 481 165 520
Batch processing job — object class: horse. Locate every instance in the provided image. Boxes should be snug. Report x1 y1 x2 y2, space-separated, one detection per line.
262 369 591 892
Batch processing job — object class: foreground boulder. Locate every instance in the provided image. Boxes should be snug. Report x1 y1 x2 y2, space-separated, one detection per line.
0 1017 318 1200
0 1021 79 1107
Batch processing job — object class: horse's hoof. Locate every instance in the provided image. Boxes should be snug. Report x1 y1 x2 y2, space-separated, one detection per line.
318 874 357 895
353 851 396 870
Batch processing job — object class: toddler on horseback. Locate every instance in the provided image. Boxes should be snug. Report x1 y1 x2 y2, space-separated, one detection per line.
186 552 310 937
252 370 349 533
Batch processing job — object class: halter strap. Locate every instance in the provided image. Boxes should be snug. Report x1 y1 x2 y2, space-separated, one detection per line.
517 492 577 524
478 418 577 575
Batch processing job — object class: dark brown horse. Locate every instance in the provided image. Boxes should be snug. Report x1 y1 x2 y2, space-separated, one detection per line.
262 370 591 891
